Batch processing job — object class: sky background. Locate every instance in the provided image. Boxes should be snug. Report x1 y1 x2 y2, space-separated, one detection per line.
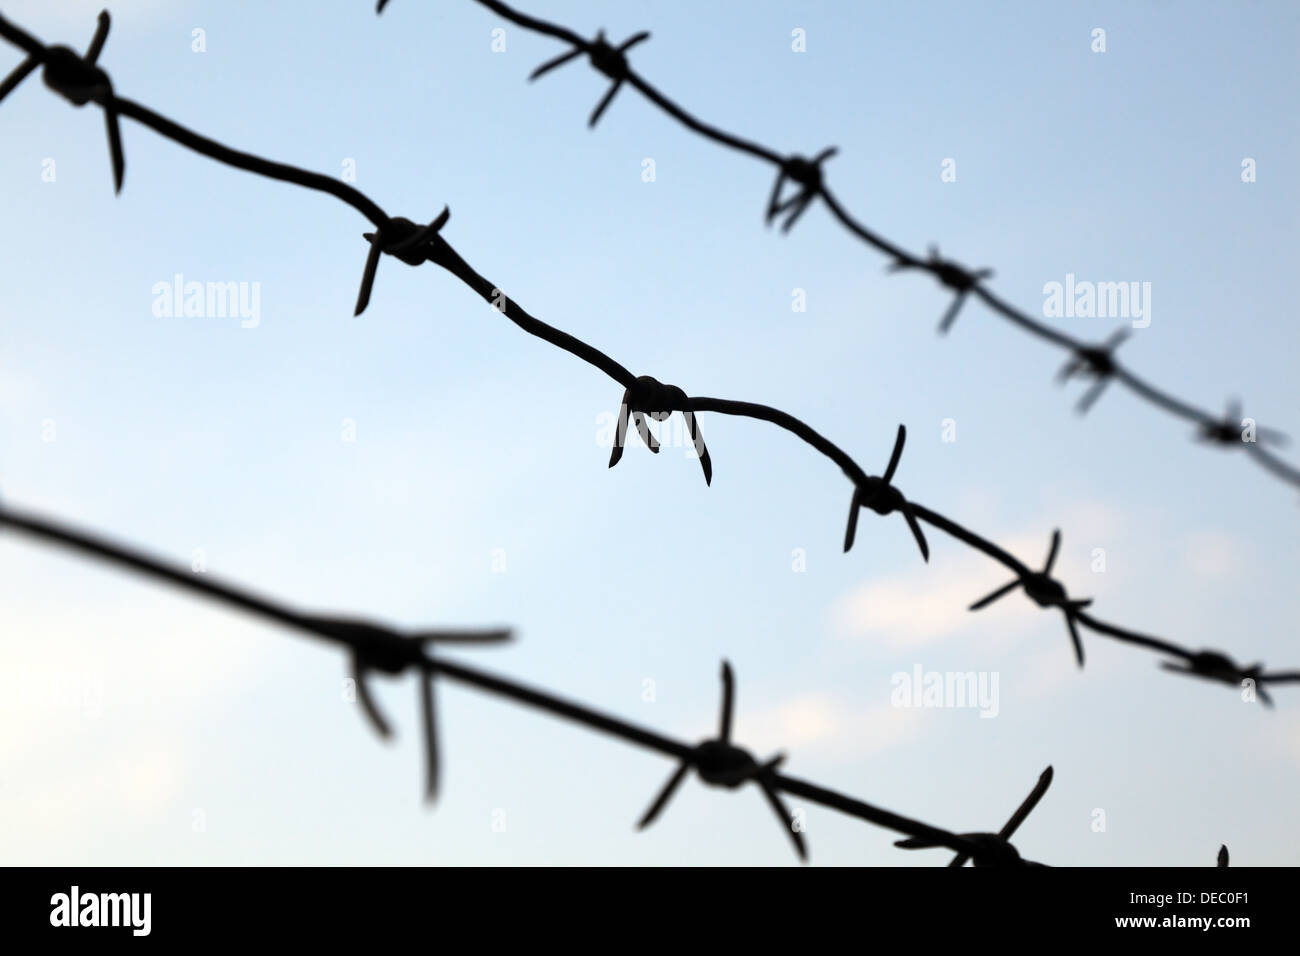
1 0 1298 866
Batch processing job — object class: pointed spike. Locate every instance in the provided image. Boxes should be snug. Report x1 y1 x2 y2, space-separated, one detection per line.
619 31 651 52
902 504 929 563
843 490 860 553
588 79 622 128
351 656 393 739
1066 613 1085 668
85 10 111 65
632 411 659 453
999 765 1054 841
780 195 814 234
937 292 965 334
0 56 39 105
719 660 734 743
1076 378 1109 415
683 412 711 485
764 170 787 225
636 762 689 830
419 671 439 803
353 236 383 316
529 47 584 81
1217 844 1229 867
411 628 512 644
969 579 1020 611
1056 356 1081 383
608 393 631 469
1045 529 1061 572
104 105 124 194
894 837 936 849
884 424 906 483
758 779 807 862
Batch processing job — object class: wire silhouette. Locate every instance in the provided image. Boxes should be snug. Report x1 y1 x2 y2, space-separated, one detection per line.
893 766 1053 867
1 9 1295 704
397 0 1300 492
0 497 1050 865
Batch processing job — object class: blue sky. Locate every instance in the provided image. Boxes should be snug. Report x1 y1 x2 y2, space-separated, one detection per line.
1 0 1298 865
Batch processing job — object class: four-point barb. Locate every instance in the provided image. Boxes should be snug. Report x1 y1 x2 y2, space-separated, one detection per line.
529 29 651 128
0 10 124 193
1057 326 1130 415
888 245 993 334
1195 398 1288 448
843 424 929 561
301 614 511 802
894 766 1053 867
766 148 837 233
354 207 451 315
969 529 1092 666
608 375 712 485
636 660 806 861
1159 649 1300 708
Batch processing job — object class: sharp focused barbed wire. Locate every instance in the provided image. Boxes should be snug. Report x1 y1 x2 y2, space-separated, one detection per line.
1 10 1296 702
383 0 1300 492
0 498 1053 865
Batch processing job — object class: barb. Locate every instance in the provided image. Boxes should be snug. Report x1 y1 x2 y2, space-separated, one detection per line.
637 661 804 860
967 529 1092 667
0 10 122 192
888 246 994 334
1158 651 1300 709
528 28 650 128
766 149 837 234
0 496 1033 864
1217 844 1229 867
409 0 1300 492
894 766 1053 867
1 10 1295 705
0 502 512 804
1056 327 1130 415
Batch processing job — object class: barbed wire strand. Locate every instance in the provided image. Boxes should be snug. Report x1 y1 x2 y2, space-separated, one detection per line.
396 0 1300 491
1 498 1051 865
1 11 1296 702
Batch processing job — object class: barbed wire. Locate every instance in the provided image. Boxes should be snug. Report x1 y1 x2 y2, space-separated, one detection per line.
390 0 1300 492
1 11 1297 703
0 498 1052 865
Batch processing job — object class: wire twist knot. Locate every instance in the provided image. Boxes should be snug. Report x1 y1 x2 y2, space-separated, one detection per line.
765 148 837 233
354 207 451 315
1057 327 1131 414
608 375 712 485
889 245 993 333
